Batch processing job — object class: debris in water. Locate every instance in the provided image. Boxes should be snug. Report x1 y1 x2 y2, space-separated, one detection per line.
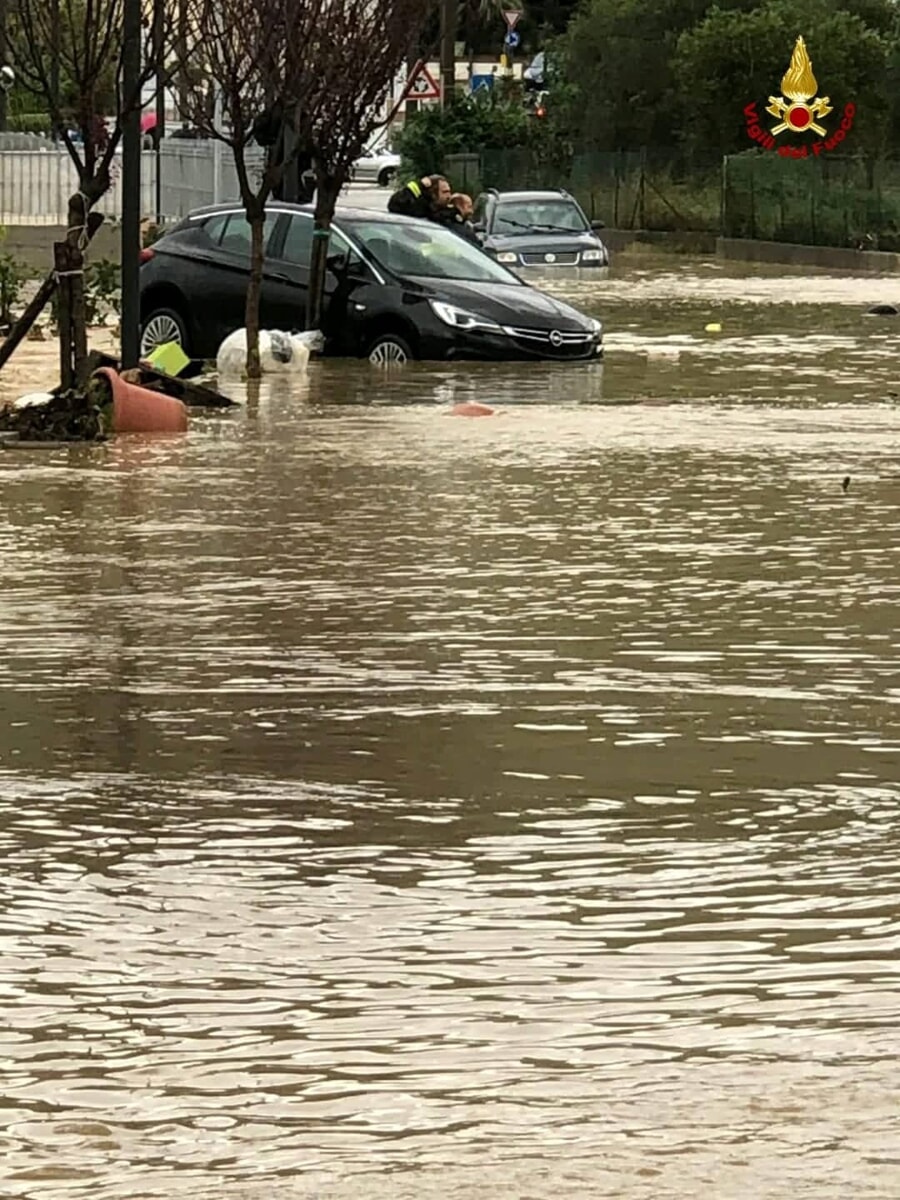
448 402 496 417
0 378 110 443
842 475 850 492
216 329 324 376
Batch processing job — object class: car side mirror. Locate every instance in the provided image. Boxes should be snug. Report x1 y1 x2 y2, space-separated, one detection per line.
590 219 606 231
327 252 348 276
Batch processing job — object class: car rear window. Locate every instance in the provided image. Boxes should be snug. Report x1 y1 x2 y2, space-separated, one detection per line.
202 212 278 255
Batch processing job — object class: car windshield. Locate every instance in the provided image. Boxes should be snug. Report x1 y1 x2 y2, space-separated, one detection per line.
493 199 588 235
343 218 523 283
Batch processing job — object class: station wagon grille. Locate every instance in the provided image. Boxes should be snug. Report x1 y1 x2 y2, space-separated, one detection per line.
521 251 580 266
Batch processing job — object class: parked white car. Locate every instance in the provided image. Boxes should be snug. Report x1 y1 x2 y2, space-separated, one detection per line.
350 145 401 188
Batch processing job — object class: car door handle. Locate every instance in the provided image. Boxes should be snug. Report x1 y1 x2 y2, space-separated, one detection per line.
269 271 293 283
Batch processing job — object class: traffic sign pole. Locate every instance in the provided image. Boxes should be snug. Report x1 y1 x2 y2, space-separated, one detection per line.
500 9 521 76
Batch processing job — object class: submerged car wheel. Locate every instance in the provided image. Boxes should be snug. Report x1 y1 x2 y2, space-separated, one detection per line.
140 307 188 358
367 332 413 366
377 166 397 188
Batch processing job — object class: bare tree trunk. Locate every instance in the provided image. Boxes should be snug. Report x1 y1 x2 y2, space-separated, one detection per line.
244 211 265 378
307 175 342 331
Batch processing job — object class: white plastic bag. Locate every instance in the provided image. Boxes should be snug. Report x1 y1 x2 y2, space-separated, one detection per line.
216 328 325 377
13 391 55 410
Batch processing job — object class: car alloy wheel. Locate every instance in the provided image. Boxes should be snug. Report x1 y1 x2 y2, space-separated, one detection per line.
140 309 186 358
368 336 410 366
377 167 397 188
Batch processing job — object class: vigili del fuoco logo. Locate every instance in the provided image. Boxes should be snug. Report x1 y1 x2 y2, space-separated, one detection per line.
744 36 855 158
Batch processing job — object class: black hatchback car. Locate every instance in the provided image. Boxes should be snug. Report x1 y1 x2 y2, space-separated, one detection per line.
139 203 603 366
473 189 610 270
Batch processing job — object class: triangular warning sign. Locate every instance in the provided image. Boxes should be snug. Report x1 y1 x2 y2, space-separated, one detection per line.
404 62 441 101
503 9 521 29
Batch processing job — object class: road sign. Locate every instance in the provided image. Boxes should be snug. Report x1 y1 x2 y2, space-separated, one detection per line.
503 9 521 29
404 63 441 102
504 30 520 47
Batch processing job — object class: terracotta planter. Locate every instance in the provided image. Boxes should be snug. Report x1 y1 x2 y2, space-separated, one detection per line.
92 367 188 434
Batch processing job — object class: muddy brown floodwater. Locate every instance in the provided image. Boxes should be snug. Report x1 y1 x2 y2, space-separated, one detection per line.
1 251 899 1200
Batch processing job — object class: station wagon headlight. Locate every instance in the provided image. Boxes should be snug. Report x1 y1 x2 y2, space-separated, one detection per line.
581 249 605 262
496 251 518 263
429 300 502 332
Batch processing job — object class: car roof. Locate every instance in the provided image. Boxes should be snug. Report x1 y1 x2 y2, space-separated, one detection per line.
489 191 579 204
182 201 413 224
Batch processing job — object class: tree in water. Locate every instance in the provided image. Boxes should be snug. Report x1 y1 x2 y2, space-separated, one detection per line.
174 0 332 378
296 0 439 331
5 0 185 386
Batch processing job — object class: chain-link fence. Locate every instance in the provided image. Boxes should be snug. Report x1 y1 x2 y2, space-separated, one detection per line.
443 148 723 233
442 144 900 248
722 152 900 250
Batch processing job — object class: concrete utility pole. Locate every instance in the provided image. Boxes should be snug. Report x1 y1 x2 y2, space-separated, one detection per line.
440 0 456 107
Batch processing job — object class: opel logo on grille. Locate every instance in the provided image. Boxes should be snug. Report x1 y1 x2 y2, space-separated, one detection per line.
545 252 556 263
549 330 563 347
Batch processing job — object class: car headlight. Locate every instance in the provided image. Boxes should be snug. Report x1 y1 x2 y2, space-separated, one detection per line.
429 300 502 332
581 249 605 262
588 318 602 335
496 251 518 264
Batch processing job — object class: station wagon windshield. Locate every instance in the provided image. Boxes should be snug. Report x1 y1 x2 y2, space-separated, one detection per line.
345 218 523 284
494 200 588 235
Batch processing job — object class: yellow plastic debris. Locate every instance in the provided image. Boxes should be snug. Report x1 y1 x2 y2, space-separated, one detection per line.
705 322 722 333
144 340 190 377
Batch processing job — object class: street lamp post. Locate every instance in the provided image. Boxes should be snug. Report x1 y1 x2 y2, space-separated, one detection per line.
440 0 456 107
120 0 142 368
0 62 13 135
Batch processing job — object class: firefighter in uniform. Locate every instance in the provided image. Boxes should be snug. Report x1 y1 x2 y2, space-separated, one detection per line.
387 174 452 221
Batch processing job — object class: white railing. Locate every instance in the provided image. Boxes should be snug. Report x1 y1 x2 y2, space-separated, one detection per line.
0 140 266 225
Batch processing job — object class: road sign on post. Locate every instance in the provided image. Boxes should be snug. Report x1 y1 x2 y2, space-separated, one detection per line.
503 9 521 30
504 30 520 47
403 62 441 102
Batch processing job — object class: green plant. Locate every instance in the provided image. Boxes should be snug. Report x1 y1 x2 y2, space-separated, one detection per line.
7 112 52 136
396 90 549 180
0 252 30 329
89 258 122 316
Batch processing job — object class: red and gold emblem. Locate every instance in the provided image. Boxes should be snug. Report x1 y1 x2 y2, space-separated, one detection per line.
766 36 832 136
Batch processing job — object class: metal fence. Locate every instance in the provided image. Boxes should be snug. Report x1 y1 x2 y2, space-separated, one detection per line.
0 139 265 225
721 152 900 250
444 148 724 235
6 138 900 250
442 146 900 249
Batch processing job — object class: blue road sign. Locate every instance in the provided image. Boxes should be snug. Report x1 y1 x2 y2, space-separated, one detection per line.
504 30 520 47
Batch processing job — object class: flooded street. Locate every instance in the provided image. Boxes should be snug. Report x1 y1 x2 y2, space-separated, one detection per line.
1 253 899 1198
